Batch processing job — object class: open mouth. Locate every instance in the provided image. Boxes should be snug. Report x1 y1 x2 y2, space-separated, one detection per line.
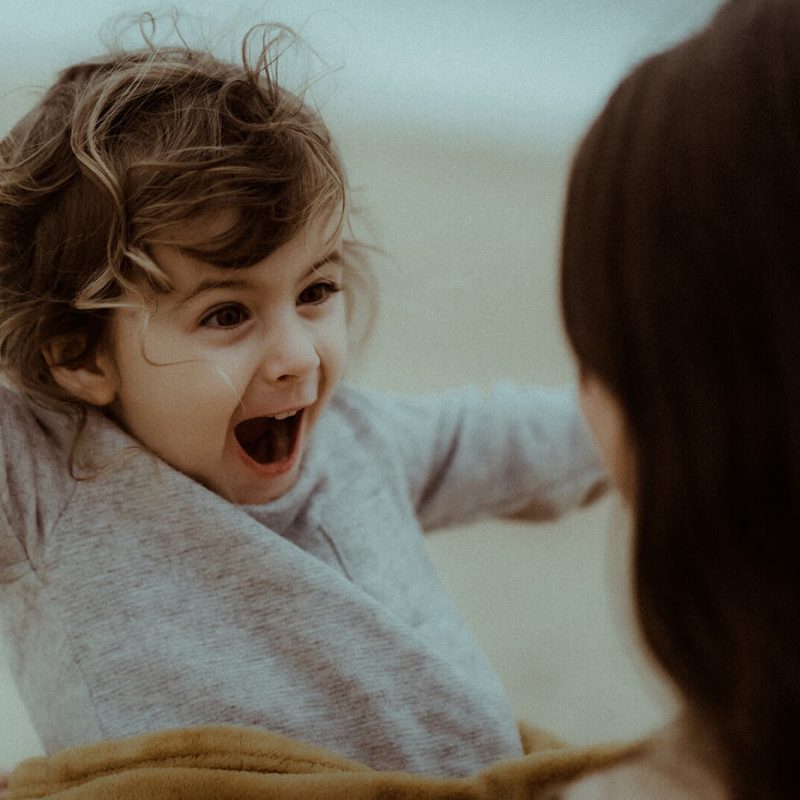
234 410 304 465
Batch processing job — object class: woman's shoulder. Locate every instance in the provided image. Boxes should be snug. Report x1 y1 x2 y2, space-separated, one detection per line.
560 724 727 800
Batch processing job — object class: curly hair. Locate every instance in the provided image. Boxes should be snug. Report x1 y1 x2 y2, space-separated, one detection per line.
0 22 375 423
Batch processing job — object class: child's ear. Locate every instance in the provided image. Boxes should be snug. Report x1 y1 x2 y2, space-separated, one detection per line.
43 335 118 407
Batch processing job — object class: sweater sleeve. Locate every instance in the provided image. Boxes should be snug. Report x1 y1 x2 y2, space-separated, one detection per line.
346 382 607 532
0 386 73 581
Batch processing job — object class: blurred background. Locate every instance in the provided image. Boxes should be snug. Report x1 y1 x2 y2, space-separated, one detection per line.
1 0 722 769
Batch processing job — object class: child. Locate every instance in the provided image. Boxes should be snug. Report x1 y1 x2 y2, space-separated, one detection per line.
0 24 604 777
557 0 800 797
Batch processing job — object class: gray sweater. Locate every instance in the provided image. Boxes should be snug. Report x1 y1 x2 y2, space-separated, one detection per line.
0 382 604 776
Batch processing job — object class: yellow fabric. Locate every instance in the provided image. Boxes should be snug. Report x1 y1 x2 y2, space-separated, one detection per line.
8 723 641 800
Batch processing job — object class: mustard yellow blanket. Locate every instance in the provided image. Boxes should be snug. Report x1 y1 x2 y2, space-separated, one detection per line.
6 723 639 800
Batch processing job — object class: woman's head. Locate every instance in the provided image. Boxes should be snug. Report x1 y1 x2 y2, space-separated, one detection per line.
561 0 800 795
0 23 374 419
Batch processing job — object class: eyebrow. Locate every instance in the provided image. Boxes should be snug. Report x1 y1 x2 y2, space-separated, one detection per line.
176 251 343 307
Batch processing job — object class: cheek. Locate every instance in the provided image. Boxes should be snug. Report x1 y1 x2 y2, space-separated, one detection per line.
114 361 243 440
319 306 349 378
579 376 632 498
112 331 249 427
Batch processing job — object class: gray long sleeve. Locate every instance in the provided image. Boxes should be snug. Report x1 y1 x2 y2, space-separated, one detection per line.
0 382 603 776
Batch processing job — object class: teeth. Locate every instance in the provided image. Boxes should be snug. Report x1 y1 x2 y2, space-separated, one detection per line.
270 410 298 420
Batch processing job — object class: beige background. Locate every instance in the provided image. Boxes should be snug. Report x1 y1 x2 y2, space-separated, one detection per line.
0 0 724 770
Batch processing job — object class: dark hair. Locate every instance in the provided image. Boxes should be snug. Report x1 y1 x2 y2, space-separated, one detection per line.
0 21 375 421
561 1 800 797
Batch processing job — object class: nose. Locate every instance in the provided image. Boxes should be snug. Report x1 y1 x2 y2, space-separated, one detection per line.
259 314 320 384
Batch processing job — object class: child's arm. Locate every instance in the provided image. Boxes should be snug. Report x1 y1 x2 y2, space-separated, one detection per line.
342 383 606 532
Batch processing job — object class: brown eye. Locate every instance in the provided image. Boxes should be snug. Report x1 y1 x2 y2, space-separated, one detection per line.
298 281 340 306
201 304 249 328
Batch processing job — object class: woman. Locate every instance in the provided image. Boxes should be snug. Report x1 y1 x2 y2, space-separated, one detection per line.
559 0 799 797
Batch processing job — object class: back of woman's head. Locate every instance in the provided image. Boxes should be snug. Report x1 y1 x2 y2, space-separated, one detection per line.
561 0 800 796
0 22 370 416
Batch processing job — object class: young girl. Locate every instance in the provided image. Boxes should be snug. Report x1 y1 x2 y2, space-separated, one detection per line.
0 25 604 777
557 0 800 797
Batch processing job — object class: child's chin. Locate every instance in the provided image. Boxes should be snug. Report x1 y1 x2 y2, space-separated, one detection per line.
222 466 300 506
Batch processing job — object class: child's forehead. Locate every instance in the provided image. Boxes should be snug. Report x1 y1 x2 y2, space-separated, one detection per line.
150 245 234 290
147 212 343 296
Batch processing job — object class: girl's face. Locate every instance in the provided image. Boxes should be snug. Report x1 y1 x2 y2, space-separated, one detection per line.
105 215 348 505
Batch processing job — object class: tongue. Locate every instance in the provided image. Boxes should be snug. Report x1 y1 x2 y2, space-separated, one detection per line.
235 416 297 464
